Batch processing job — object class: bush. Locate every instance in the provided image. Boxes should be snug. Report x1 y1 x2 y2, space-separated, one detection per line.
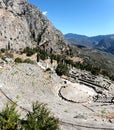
56 55 62 64
0 103 21 130
45 68 51 72
22 101 59 130
1 48 6 53
23 58 34 64
40 50 48 60
109 75 114 81
56 63 69 76
23 47 37 57
15 57 23 63
0 54 6 61
0 101 59 130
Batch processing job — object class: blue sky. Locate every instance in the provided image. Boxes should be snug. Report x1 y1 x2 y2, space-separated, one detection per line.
28 0 114 36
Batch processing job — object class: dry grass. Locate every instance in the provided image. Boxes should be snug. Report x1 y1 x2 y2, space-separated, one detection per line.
96 112 114 119
70 56 83 63
13 52 37 61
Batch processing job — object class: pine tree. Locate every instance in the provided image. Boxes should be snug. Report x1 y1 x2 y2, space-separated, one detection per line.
22 101 59 130
0 102 21 130
37 53 40 62
8 42 10 50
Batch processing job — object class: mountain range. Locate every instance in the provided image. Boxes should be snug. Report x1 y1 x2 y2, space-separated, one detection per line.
64 33 114 54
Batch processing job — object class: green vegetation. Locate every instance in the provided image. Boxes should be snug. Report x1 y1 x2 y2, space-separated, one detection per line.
15 57 34 64
23 58 34 64
45 68 51 72
0 103 20 130
8 42 10 50
39 49 48 60
22 47 38 57
0 102 59 130
23 101 59 130
0 44 113 80
37 53 40 62
0 48 6 53
15 57 23 63
0 50 14 60
21 47 49 61
49 51 114 80
56 63 69 76
0 54 6 61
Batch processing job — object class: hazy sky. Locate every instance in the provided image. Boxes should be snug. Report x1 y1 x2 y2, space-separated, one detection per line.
28 0 114 36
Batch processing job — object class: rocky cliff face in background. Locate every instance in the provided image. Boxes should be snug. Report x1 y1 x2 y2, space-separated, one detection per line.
0 0 67 52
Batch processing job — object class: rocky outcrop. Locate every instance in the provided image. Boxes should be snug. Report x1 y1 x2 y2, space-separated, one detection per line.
0 0 68 52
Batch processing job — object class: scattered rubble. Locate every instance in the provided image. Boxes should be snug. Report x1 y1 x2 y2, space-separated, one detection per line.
69 69 113 103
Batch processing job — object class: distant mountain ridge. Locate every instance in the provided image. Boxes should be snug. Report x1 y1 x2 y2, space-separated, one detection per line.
64 33 94 47
64 33 114 54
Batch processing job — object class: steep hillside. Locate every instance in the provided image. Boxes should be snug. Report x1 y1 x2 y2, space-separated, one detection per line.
0 0 67 52
64 34 114 79
95 37 114 54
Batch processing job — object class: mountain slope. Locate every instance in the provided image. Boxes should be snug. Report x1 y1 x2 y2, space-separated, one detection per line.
0 0 67 52
64 33 94 47
65 33 114 54
95 37 114 54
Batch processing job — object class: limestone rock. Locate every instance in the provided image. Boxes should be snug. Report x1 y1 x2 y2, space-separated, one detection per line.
0 0 68 52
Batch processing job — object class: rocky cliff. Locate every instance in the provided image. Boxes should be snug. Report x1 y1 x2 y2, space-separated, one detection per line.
0 0 67 52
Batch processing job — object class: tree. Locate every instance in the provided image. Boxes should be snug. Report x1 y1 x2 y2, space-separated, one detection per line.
0 103 21 130
23 58 34 64
50 54 53 64
15 57 23 63
56 55 62 64
8 42 10 50
22 101 59 130
56 63 69 76
23 47 37 57
0 101 59 130
39 50 48 60
37 53 40 62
